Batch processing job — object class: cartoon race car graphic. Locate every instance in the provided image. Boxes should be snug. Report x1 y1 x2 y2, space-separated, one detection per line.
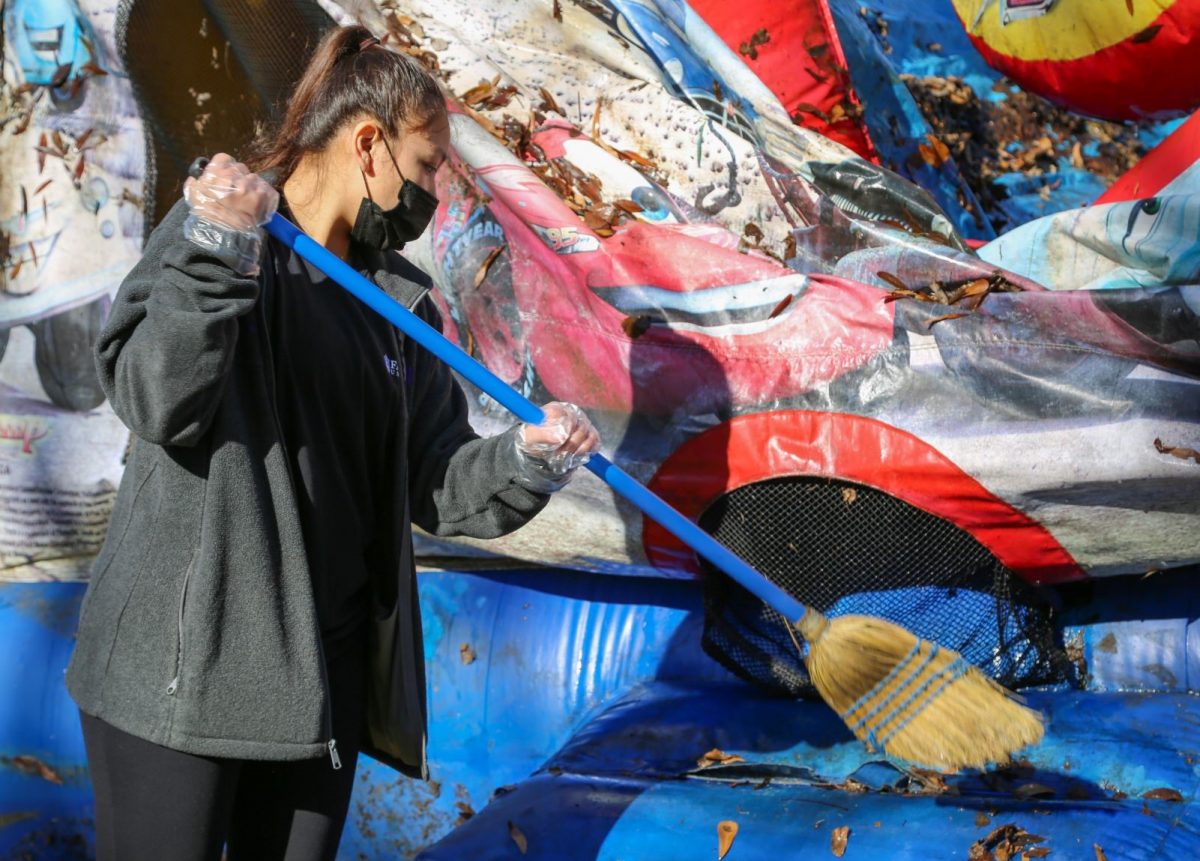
427 111 896 418
411 100 1200 598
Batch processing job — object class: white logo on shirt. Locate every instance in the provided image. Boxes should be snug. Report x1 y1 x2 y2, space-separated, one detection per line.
383 355 402 378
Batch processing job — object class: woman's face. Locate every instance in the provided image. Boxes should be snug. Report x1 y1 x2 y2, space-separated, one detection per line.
367 113 450 203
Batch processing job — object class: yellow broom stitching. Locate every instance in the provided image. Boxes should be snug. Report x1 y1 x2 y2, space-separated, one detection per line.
874 656 971 749
843 641 929 732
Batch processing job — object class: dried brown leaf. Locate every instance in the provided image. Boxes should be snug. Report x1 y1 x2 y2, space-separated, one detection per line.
614 199 643 215
907 768 949 793
461 75 499 108
539 87 562 116
37 133 47 173
876 271 908 291
616 148 655 169
831 825 850 858
592 95 604 142
578 176 604 203
34 179 53 195
553 0 563 22
508 820 528 854
918 134 951 167
81 60 107 77
52 130 66 155
408 19 426 40
976 812 992 827
21 186 28 220
1142 787 1184 802
961 278 991 298
622 315 652 339
718 821 738 860
769 293 793 319
583 204 617 231
793 102 830 122
75 128 94 150
697 748 745 768
473 245 505 288
50 63 72 89
1153 439 1200 465
1094 844 1108 861
459 642 477 665
841 487 857 505
73 154 86 184
783 234 797 260
485 85 519 110
743 223 764 244
13 110 33 136
10 258 23 280
6 755 63 785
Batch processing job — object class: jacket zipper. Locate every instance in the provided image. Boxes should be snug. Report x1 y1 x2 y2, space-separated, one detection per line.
260 251 340 770
166 553 196 696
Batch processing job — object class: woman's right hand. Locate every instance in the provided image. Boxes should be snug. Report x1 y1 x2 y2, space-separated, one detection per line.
183 153 279 234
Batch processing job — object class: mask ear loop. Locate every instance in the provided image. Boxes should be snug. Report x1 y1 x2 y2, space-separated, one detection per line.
381 137 409 188
358 164 374 203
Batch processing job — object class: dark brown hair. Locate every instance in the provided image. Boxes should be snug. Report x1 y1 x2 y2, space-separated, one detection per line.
248 24 445 184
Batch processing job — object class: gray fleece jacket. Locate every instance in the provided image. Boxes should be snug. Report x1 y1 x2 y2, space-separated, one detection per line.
65 199 548 775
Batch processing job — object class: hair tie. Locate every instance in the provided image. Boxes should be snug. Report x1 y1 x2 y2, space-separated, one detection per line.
359 36 381 52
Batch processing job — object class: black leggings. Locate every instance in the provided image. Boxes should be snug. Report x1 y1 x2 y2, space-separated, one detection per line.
81 630 366 861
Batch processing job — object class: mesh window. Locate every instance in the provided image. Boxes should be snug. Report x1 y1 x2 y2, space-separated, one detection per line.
697 476 1071 697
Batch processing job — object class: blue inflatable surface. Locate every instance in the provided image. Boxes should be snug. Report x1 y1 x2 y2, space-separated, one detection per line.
4 568 1199 859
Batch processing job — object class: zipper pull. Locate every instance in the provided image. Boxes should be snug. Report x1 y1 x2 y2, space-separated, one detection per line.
328 739 342 771
166 676 179 696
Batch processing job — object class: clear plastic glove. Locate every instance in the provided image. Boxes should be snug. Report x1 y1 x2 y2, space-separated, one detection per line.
514 402 600 493
182 153 279 276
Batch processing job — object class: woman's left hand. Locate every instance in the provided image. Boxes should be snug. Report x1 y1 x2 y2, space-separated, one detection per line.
514 402 600 492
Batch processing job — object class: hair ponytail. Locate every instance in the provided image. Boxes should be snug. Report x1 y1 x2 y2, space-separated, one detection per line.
247 24 445 184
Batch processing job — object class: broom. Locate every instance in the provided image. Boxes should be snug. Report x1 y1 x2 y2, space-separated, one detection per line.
191 161 1044 770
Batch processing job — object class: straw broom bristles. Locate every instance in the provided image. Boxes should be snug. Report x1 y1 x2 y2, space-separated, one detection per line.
796 609 1045 771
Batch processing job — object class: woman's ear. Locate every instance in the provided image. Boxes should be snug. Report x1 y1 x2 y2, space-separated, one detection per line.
352 120 381 176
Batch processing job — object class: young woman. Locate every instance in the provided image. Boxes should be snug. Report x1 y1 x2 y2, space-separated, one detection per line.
66 25 598 861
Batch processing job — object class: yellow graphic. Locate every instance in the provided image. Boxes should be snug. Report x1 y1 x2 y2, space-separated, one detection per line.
953 0 1178 61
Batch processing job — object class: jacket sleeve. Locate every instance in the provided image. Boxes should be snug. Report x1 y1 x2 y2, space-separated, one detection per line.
95 198 262 447
405 298 550 538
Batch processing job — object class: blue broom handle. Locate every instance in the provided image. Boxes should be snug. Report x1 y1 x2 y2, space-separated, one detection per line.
266 212 811 625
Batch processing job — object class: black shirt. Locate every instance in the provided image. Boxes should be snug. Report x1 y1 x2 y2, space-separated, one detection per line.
267 234 411 649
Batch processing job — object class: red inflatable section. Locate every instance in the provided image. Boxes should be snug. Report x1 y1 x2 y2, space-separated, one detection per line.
644 410 1083 585
1095 110 1200 204
690 0 878 160
956 0 1200 121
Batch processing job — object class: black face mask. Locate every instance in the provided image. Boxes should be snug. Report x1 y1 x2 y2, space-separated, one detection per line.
350 140 439 251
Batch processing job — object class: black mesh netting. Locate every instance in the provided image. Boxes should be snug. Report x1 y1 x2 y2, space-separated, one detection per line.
697 476 1072 698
